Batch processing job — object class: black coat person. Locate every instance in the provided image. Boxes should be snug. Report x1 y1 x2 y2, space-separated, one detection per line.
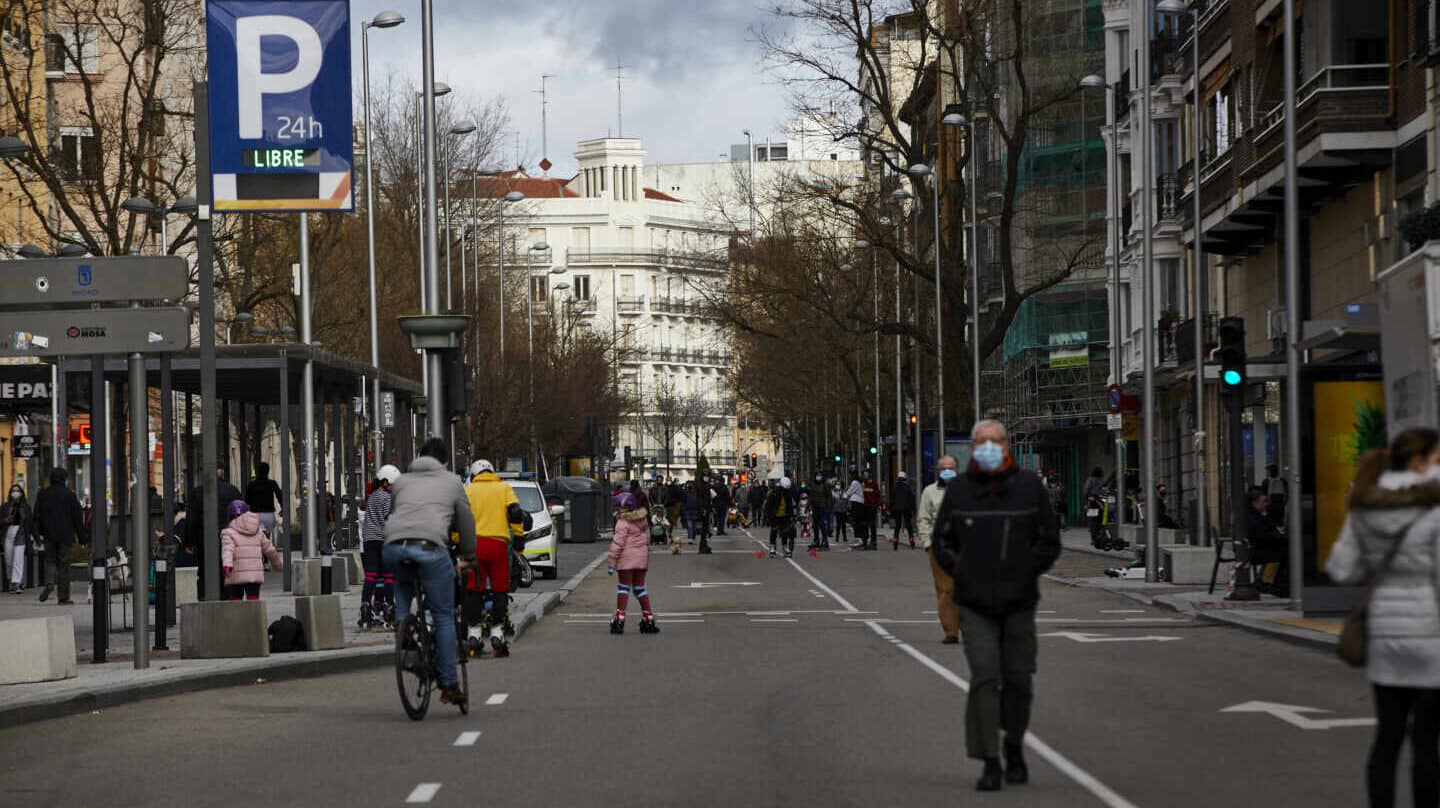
186 469 243 599
33 468 86 603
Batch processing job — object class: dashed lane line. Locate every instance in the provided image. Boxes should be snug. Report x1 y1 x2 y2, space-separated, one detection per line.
485 693 509 706
454 731 482 747
406 783 442 803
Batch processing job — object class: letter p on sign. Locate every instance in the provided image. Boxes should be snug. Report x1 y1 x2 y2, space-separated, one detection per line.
235 15 323 139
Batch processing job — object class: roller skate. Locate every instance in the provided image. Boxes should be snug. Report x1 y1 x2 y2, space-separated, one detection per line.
610 611 625 634
489 626 510 658
639 614 660 634
357 602 374 631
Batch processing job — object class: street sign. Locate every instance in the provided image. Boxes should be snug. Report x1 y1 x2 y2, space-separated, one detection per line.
206 0 354 212
1106 383 1123 414
0 307 191 357
0 256 188 307
11 435 39 458
379 391 396 429
1107 413 1123 431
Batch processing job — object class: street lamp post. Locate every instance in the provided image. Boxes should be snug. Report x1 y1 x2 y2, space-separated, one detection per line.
416 69 450 436
1157 0 1209 551
1139 0 1158 580
890 188 911 488
742 129 756 241
856 237 881 460
941 111 982 427
1080 73 1128 535
907 163 945 452
362 10 404 472
493 186 526 382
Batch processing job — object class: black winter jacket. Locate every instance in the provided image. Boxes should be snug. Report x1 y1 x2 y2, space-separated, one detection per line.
1 500 34 541
933 464 1061 616
33 484 86 547
891 480 917 514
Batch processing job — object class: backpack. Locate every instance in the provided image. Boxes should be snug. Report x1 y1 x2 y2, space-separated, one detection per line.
268 615 307 653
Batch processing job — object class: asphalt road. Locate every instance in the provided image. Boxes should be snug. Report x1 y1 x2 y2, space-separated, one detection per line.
0 529 1380 807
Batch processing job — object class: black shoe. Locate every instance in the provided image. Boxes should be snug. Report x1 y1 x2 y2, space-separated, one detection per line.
439 684 468 707
977 759 1004 791
490 636 510 658
1004 744 1029 785
610 616 625 634
639 617 660 634
38 585 51 602
942 635 959 645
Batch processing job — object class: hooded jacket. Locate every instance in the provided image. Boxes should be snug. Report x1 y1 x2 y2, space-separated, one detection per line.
221 511 282 586
1327 466 1440 687
383 456 476 557
608 507 651 570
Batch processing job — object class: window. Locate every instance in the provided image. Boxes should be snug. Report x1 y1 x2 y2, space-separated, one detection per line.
620 274 635 297
527 227 547 249
570 226 591 253
617 226 634 248
58 127 99 181
48 23 98 74
573 275 591 300
530 275 547 302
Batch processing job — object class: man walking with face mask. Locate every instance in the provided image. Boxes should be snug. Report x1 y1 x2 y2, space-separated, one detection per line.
933 420 1061 792
917 455 961 645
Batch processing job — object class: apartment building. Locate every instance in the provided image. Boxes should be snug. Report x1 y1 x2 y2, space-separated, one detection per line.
1107 0 1419 587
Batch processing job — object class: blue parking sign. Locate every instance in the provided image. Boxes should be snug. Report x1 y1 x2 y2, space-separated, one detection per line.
206 0 353 212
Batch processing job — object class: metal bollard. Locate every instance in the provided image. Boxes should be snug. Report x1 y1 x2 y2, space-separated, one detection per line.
153 558 169 650
321 553 333 595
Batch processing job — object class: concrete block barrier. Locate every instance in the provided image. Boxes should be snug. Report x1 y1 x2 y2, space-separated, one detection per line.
0 616 78 684
293 595 345 651
1163 546 1216 585
174 567 199 606
180 601 269 659
292 557 350 595
338 550 363 584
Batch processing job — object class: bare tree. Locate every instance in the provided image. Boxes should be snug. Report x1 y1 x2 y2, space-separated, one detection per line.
639 375 687 475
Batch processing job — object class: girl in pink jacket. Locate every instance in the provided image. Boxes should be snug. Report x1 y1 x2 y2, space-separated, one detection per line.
608 493 658 635
221 500 283 601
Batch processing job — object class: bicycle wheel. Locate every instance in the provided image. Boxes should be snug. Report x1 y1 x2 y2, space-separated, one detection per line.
395 615 432 721
457 653 470 714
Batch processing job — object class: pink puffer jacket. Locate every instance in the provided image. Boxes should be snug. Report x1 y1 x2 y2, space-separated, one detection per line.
221 512 283 585
608 508 651 571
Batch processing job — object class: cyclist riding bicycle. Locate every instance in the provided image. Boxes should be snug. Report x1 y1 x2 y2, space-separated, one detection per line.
383 438 475 706
463 459 529 658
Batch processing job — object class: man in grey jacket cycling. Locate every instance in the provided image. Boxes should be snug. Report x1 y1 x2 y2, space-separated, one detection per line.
383 438 475 707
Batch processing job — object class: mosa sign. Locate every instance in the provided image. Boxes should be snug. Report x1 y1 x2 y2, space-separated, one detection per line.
206 0 354 212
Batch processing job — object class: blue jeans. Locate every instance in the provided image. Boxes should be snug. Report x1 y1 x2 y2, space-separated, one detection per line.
382 542 458 688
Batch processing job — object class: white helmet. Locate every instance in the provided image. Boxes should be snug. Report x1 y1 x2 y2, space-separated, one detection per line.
469 459 495 477
779 476 792 490
377 465 401 485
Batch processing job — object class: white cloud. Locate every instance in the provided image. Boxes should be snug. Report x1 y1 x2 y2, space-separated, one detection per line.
350 0 795 178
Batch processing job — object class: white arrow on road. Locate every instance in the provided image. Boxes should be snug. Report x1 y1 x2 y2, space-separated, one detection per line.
1220 701 1376 730
673 581 763 589
1040 631 1182 643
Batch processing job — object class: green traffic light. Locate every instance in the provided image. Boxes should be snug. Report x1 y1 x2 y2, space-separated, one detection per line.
868 446 878 455
1223 369 1243 386
833 455 842 462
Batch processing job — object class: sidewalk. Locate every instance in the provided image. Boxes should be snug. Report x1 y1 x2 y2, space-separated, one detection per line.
1051 528 1341 650
0 550 608 728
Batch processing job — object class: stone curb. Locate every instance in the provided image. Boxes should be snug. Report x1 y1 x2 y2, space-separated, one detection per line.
0 550 611 729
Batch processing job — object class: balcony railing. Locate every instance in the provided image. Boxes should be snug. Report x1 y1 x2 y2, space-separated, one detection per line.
1157 174 1180 220
652 297 708 316
566 247 727 270
616 296 646 314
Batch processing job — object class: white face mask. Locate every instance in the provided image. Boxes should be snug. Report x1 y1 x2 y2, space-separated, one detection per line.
1425 465 1440 482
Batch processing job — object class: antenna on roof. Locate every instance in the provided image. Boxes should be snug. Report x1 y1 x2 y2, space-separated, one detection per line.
535 73 556 174
613 60 632 138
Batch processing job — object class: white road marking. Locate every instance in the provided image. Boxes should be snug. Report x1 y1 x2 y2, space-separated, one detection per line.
406 783 442 803
662 619 706 623
785 558 861 613
485 693 508 706
673 581 763 589
1041 631 1181 643
751 618 799 623
1038 618 1189 624
1100 609 1146 614
864 621 1141 808
564 620 612 624
1221 701 1376 730
770 551 1141 808
454 731 482 746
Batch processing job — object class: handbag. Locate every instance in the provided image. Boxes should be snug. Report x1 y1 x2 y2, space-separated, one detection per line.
1338 535 1406 668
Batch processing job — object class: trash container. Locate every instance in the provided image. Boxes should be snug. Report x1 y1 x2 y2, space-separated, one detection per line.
542 477 607 543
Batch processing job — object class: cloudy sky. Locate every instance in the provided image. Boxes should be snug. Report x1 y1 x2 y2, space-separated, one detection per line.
349 0 796 177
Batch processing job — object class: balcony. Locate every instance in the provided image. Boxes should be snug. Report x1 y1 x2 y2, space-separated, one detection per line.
566 247 727 271
1157 174 1180 221
1184 63 1395 257
652 297 708 317
616 296 646 314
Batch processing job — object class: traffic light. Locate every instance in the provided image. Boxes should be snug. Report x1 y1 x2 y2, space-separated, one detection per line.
908 413 918 426
1216 317 1246 392
868 445 878 456
749 452 758 469
442 349 471 419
